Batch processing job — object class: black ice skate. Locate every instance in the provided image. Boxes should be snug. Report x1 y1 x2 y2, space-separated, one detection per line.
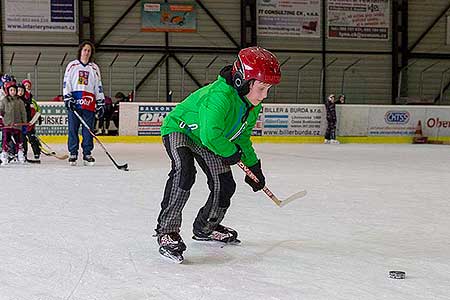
192 224 241 245
25 157 41 164
158 232 186 263
83 154 95 166
68 154 77 166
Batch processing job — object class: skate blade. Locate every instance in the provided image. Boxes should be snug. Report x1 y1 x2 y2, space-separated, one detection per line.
159 247 184 264
25 159 41 164
192 235 241 245
83 161 95 166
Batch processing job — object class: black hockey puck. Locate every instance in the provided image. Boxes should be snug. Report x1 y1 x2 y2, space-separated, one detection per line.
389 271 406 279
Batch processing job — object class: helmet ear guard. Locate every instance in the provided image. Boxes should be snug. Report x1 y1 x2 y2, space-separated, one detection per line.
233 71 243 89
232 58 252 96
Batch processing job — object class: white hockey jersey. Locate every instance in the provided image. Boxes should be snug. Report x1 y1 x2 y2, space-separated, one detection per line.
63 59 105 112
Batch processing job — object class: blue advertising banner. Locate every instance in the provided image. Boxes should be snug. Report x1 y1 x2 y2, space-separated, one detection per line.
138 105 174 136
5 0 76 32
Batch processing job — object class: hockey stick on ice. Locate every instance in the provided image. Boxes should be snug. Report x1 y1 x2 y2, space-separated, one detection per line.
36 136 69 160
237 161 306 207
73 110 129 171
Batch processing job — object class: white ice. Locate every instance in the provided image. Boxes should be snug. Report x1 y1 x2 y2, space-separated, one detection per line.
1 143 449 300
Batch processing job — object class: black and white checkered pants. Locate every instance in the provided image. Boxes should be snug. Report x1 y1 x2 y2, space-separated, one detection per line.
156 132 237 235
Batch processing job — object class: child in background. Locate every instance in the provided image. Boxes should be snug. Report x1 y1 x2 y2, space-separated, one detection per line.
336 94 345 104
22 79 33 99
111 92 128 130
17 83 41 160
95 96 113 135
0 74 14 150
0 81 27 165
324 94 339 144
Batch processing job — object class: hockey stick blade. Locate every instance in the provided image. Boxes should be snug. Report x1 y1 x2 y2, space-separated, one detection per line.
262 186 307 207
238 161 307 207
278 190 307 207
25 158 41 164
38 138 69 160
118 164 129 171
40 146 69 160
105 151 128 171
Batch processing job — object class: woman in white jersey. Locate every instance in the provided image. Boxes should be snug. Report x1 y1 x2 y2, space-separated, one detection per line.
63 41 105 166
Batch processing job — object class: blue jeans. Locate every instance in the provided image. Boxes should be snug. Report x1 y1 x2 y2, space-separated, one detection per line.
67 110 95 156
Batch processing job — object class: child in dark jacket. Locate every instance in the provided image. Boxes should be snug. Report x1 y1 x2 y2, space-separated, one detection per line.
17 83 41 160
324 94 339 144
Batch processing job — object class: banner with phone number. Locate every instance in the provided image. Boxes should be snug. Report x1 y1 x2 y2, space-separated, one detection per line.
5 0 76 32
262 104 324 136
328 0 390 40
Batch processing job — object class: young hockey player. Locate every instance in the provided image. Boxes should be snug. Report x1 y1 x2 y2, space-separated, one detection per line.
63 40 105 166
0 74 14 102
0 81 27 165
17 82 41 161
22 79 33 99
0 75 12 150
155 46 281 262
324 94 339 144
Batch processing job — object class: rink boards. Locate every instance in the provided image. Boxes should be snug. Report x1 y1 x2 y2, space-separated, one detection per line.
37 102 450 143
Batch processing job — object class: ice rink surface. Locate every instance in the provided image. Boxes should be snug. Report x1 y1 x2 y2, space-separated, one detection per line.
1 142 449 300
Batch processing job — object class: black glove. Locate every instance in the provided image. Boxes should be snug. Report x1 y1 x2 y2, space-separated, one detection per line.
64 94 76 111
244 160 265 192
96 104 105 119
222 145 242 165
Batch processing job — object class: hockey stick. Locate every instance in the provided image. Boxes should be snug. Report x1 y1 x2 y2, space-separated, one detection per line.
40 146 68 160
237 161 306 207
11 112 42 127
29 111 41 126
72 110 129 171
36 136 69 160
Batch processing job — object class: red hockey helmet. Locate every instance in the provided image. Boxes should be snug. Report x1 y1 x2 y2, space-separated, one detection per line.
232 46 281 93
22 79 32 88
4 81 17 96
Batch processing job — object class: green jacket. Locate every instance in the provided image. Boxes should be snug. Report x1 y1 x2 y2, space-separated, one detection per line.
161 73 260 167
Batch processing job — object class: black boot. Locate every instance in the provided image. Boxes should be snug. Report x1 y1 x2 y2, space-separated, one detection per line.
68 154 77 166
157 232 186 263
83 154 95 166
